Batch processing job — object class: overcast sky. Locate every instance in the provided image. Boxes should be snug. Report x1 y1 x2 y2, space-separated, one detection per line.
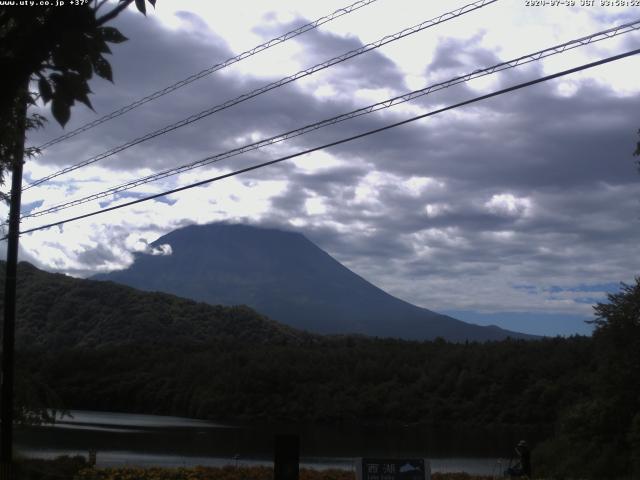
5 0 640 336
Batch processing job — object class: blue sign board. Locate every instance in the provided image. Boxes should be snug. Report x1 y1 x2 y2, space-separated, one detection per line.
356 458 430 480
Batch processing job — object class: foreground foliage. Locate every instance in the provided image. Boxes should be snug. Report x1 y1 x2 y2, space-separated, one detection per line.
533 278 640 479
0 0 156 126
14 455 88 480
76 465 492 480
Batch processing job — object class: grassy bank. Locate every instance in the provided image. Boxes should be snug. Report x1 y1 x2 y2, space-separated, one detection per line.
76 466 494 480
14 458 496 480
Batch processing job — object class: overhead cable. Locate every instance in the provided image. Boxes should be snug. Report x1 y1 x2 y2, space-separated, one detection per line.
11 46 640 240
24 0 498 190
35 0 381 150
22 18 640 220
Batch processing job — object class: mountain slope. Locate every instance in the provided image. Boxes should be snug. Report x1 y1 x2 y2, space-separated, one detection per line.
93 223 533 341
0 261 310 350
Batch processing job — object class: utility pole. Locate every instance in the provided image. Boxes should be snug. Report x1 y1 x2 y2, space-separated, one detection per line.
0 83 28 480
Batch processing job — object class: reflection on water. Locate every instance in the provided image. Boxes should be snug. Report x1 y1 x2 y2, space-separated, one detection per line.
47 424 146 433
16 410 547 475
53 411 230 429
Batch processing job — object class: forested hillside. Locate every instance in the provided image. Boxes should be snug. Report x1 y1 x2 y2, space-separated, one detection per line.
0 260 595 430
0 261 310 349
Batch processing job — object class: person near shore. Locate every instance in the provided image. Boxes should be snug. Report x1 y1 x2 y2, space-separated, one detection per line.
505 440 531 478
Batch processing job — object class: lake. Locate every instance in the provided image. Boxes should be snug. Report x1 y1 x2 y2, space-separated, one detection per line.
15 410 546 475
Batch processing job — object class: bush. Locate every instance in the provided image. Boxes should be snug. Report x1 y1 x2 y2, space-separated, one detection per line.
14 455 88 480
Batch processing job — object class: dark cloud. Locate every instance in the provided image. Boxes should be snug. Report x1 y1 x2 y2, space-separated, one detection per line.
75 243 122 267
254 16 407 91
27 8 236 167
429 32 499 74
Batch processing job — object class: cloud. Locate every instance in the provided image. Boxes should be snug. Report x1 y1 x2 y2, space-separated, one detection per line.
485 193 532 218
132 238 173 256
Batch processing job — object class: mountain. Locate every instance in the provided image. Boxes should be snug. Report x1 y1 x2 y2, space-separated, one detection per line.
93 223 533 341
0 261 310 350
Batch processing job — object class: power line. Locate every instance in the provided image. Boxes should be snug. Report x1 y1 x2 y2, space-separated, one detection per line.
11 47 640 240
21 18 640 220
23 0 498 191
35 0 381 151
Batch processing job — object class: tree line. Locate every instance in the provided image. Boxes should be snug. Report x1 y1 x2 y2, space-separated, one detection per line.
18 335 592 427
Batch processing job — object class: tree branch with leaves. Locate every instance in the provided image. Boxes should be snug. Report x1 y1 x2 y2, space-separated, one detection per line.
1 0 156 124
0 0 156 184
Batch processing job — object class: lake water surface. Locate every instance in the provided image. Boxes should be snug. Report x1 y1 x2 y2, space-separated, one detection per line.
16 410 546 475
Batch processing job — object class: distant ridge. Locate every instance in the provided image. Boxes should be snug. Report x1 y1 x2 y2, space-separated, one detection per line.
93 223 535 341
0 261 310 350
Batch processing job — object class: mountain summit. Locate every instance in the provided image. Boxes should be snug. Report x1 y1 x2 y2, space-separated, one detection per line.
93 223 532 341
